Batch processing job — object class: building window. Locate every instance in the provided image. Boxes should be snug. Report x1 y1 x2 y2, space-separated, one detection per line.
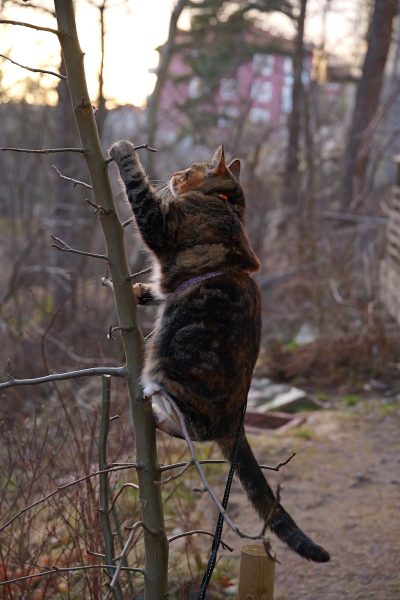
281 84 292 113
218 105 240 127
220 78 237 101
249 107 270 123
253 53 275 76
251 80 273 103
283 56 292 75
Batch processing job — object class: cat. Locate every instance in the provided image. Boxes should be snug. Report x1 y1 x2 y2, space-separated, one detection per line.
109 140 330 563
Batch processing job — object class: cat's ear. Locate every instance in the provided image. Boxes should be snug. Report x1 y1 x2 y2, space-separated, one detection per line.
208 145 228 175
228 159 241 180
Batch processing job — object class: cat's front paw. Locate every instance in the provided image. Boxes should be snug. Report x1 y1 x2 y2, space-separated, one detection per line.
133 282 151 305
109 140 136 166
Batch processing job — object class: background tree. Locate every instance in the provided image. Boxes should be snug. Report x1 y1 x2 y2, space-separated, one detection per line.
281 0 307 210
340 0 398 211
145 0 188 174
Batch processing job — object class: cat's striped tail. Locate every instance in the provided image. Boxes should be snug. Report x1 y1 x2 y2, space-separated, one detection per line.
219 432 330 563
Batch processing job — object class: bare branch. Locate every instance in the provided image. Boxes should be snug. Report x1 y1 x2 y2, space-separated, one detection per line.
0 366 127 390
0 19 62 36
0 564 144 587
127 267 152 281
105 521 146 599
99 376 123 600
122 216 134 228
109 483 139 513
0 146 85 155
164 395 290 545
52 164 92 189
262 452 296 472
50 234 108 260
160 459 226 472
12 0 55 14
168 529 233 552
0 463 141 533
160 455 295 473
105 143 158 164
0 53 66 79
165 394 239 534
159 459 195 484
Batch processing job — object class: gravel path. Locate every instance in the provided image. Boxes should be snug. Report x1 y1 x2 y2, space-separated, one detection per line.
216 400 400 600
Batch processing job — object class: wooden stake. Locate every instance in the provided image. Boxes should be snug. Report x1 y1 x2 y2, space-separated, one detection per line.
238 544 275 600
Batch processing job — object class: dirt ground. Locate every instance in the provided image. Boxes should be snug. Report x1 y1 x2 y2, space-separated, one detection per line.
212 397 400 600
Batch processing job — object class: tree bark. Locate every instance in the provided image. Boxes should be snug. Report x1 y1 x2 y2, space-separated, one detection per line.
340 0 398 211
52 2 169 597
281 0 307 209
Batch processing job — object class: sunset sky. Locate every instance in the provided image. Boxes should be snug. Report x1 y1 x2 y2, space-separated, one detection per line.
0 0 362 107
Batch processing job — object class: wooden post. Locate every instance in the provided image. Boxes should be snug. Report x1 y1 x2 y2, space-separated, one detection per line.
238 544 275 600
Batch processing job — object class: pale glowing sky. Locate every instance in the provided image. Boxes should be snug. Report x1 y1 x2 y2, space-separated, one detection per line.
0 0 361 107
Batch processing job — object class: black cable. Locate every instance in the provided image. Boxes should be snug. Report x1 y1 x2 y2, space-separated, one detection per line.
197 404 246 599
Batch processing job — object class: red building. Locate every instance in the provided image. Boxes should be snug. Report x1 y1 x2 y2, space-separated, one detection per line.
157 27 313 137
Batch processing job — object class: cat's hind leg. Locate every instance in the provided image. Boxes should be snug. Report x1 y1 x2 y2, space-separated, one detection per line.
143 382 183 439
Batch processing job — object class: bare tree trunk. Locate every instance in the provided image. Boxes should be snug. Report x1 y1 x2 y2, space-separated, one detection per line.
53 2 169 597
145 0 187 174
281 0 307 209
340 0 398 211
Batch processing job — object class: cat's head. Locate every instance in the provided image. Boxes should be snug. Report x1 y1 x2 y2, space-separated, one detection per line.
169 146 242 204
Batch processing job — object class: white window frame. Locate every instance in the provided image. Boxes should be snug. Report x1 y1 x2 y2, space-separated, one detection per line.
253 53 275 76
251 80 273 103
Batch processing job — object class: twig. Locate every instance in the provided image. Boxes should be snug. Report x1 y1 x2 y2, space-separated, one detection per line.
0 146 85 154
122 217 134 228
0 53 66 79
160 459 226 472
321 210 387 225
50 234 108 260
0 19 62 36
0 564 144 587
262 452 296 472
329 278 347 305
127 267 152 281
159 455 295 474
102 274 114 292
86 197 101 212
0 366 127 390
0 463 141 533
159 459 194 484
109 483 139 513
52 164 92 189
86 550 106 559
105 143 158 164
168 529 233 552
104 522 146 600
99 376 123 600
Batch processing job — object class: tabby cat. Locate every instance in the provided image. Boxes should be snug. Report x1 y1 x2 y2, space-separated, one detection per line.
109 140 330 563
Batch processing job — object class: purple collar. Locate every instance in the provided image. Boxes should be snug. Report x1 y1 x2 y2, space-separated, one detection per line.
175 270 224 292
